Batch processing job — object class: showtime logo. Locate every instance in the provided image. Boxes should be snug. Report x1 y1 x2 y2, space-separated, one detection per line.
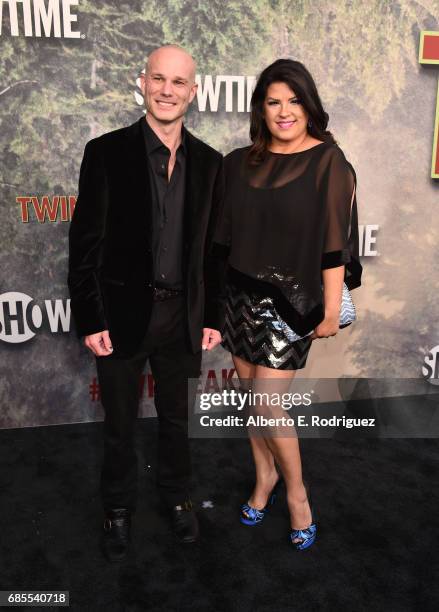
135 71 257 113
422 345 439 385
0 0 80 38
359 225 378 256
0 292 70 343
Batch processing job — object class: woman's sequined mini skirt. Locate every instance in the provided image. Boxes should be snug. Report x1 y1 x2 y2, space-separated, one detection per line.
221 269 313 370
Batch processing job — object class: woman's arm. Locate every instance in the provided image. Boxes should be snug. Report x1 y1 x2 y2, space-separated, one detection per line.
310 264 344 339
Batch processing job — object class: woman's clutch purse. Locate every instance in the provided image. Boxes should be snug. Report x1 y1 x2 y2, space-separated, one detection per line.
338 282 357 328
274 283 356 342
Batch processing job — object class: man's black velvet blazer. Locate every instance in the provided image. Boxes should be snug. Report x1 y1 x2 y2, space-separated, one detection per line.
68 118 224 358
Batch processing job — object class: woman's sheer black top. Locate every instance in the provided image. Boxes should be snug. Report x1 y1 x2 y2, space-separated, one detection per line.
213 142 363 335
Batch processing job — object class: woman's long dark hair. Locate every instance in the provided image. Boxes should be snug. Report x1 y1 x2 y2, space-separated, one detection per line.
249 59 335 163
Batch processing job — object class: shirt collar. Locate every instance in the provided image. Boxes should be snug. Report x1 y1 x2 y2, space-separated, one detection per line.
141 117 187 156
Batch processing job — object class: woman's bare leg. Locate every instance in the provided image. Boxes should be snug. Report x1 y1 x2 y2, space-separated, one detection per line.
232 355 312 533
252 364 312 533
232 355 278 509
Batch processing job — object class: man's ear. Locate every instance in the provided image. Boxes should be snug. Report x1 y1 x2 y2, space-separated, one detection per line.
189 82 198 103
139 72 147 95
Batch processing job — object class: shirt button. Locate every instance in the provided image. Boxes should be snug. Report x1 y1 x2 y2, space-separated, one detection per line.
161 164 165 169
160 273 166 279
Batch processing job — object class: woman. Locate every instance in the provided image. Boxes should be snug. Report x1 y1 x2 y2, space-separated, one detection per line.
213 59 362 550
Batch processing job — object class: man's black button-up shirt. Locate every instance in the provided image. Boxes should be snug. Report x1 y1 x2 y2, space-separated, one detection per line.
141 117 186 290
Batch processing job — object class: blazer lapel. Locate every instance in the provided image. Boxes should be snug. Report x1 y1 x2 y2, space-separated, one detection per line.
184 130 208 248
124 118 153 248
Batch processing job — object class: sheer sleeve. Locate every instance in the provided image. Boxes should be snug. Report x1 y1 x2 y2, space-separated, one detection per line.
212 151 233 253
319 147 362 290
210 151 235 303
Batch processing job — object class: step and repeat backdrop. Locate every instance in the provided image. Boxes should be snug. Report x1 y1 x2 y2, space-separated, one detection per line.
0 0 438 428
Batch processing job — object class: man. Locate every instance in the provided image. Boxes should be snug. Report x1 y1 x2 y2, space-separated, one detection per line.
68 45 223 561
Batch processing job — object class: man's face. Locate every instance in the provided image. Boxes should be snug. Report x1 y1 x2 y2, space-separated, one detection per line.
140 48 197 126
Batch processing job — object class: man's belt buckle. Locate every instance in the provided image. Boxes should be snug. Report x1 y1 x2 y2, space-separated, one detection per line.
152 286 182 301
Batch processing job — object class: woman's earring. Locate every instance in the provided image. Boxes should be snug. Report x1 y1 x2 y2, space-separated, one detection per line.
307 119 313 129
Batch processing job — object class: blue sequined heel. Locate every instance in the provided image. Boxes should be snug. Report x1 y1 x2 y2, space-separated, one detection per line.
240 479 281 526
289 485 317 551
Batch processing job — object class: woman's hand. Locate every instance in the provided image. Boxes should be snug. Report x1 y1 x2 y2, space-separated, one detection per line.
311 264 345 340
310 315 339 340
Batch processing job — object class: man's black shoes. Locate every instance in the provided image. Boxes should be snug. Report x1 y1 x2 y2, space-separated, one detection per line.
101 502 198 560
171 500 199 544
102 508 131 562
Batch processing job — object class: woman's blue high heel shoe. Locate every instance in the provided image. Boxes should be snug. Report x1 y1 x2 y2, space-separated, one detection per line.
289 485 317 551
240 479 281 526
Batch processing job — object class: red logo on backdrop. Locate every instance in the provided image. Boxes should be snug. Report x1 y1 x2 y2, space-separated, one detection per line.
88 369 236 402
17 196 76 222
419 31 439 178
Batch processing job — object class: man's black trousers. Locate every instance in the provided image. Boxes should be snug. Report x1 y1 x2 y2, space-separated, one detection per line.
95 294 202 510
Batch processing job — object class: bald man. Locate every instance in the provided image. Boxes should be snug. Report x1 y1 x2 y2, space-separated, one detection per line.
68 46 224 561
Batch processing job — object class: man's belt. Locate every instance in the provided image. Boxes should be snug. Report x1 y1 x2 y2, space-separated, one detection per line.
152 286 184 301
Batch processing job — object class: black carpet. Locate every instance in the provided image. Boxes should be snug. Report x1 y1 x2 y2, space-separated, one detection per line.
1 420 438 612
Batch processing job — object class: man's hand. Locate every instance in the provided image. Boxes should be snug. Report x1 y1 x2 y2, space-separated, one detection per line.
84 329 113 356
201 328 222 351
